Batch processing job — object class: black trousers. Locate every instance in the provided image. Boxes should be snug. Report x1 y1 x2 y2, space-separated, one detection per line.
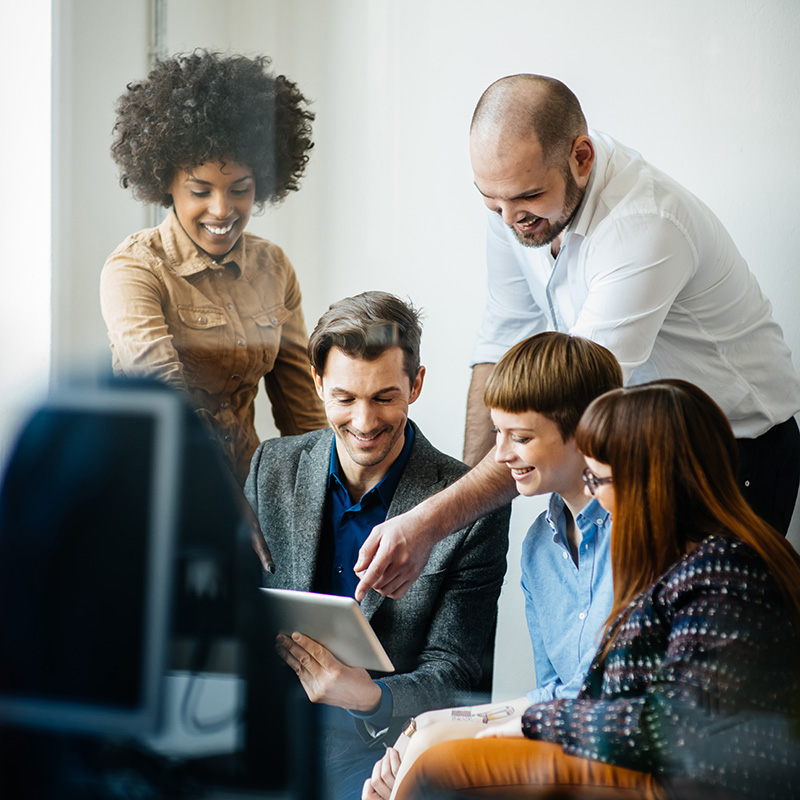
737 416 800 536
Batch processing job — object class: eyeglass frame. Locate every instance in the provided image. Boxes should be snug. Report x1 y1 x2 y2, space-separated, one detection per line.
582 467 613 495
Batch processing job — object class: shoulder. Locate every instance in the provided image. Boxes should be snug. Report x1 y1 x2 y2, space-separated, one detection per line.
240 232 292 271
521 508 556 555
660 535 778 606
248 428 332 480
587 132 708 241
102 226 165 275
406 422 470 485
253 427 331 460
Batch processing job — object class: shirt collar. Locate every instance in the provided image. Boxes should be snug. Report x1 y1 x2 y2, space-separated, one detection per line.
159 208 245 278
561 129 608 245
544 492 610 543
328 422 416 507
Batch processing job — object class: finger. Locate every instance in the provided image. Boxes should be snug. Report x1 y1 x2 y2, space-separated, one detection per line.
361 777 382 800
378 577 413 600
275 635 302 669
250 529 276 574
289 631 332 666
354 528 381 575
386 746 402 776
357 556 406 601
367 755 393 800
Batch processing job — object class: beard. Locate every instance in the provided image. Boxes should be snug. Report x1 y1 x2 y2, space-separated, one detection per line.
510 166 585 248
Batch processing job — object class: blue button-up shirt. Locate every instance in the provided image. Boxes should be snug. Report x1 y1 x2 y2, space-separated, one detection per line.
321 423 415 739
521 493 613 704
326 423 415 598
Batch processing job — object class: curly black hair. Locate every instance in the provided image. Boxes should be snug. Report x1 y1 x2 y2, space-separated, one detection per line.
111 50 314 208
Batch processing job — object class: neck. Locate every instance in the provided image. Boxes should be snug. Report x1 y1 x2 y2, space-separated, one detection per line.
560 479 589 522
335 433 406 501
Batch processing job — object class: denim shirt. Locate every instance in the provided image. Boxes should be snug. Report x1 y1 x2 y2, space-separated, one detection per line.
521 493 613 703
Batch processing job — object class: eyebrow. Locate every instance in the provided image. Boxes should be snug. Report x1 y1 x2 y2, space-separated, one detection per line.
329 386 402 396
474 182 546 201
185 174 253 186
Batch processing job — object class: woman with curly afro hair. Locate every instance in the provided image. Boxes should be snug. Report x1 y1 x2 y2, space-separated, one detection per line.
101 51 327 485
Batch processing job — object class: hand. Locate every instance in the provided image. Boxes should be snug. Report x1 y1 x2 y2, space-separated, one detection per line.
354 509 434 601
237 491 275 574
276 631 381 711
362 746 401 800
475 716 525 739
250 527 275 574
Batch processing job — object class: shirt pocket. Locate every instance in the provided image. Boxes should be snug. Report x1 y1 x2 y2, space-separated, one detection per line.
175 305 227 361
252 304 292 371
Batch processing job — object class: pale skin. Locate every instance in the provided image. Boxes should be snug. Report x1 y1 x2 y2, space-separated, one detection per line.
463 128 594 467
362 409 593 799
277 346 424 712
355 117 595 601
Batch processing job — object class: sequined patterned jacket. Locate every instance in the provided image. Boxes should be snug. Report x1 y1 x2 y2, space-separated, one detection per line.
522 535 800 799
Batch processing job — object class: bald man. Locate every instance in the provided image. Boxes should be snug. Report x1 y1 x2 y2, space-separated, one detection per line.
352 74 800 604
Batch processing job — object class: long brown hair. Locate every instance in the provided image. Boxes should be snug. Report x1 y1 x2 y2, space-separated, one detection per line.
575 379 800 645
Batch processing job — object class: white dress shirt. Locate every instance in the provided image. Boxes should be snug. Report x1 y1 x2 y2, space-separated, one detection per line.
472 131 800 438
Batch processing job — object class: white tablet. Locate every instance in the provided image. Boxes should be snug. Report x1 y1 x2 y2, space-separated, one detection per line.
260 588 395 673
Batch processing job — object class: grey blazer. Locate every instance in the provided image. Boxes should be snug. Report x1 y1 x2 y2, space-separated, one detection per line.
244 421 510 730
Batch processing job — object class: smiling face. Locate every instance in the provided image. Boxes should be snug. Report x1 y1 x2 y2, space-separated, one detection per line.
470 133 592 249
168 160 255 257
313 347 424 484
491 407 587 512
582 455 615 515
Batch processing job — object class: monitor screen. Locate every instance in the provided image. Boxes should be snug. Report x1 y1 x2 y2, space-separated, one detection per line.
0 386 182 737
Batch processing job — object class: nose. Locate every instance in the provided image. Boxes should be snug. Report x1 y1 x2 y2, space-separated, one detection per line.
208 190 233 219
494 432 513 464
352 401 379 433
489 199 527 227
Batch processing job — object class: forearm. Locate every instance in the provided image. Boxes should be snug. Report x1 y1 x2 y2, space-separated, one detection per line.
463 363 496 467
264 306 327 435
411 450 516 545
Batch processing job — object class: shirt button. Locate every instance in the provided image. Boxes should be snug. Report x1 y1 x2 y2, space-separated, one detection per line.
562 552 569 560
231 374 241 381
744 480 750 487
212 260 218 266
198 316 207 324
596 519 603 526
237 338 246 347
579 612 586 620
336 564 344 575
220 401 229 410
270 316 279 325
227 303 234 311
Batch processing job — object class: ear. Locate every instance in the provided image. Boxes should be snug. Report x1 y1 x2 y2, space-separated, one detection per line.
408 366 426 405
570 136 595 185
311 367 325 402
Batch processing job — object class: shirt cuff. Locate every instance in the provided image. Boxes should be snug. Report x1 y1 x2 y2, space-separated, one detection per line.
347 681 393 734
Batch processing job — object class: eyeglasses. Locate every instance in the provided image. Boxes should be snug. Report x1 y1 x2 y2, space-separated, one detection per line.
582 467 613 495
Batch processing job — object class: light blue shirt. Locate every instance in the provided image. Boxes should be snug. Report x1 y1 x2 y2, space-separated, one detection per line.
521 494 613 704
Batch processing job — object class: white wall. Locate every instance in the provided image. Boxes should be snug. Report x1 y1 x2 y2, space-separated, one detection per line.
4 0 798 699
43 0 800 465
0 0 52 460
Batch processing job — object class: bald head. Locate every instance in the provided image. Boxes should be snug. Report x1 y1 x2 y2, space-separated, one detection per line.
471 75 587 167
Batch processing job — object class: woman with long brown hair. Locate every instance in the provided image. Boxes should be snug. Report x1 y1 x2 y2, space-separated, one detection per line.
392 380 800 800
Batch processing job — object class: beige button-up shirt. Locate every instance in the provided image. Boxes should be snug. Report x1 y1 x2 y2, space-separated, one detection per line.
100 210 327 483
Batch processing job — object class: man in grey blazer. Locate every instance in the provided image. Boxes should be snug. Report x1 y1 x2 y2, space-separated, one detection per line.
244 292 510 800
